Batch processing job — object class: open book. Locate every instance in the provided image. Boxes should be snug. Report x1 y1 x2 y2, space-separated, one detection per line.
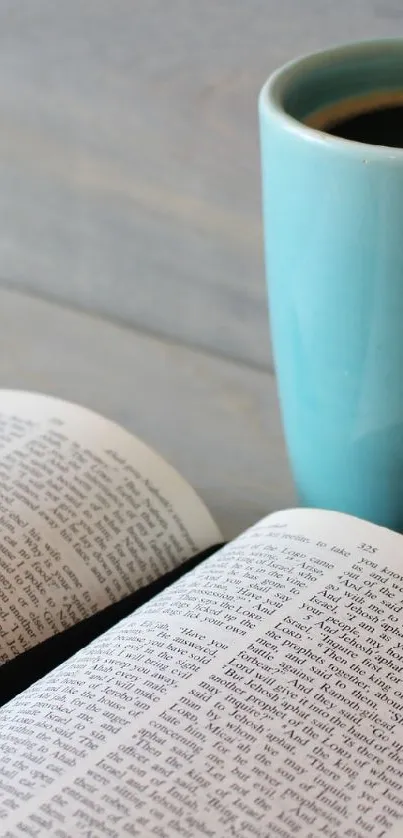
1 391 403 838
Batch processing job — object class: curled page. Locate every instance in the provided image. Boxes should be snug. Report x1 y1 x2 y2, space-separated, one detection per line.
0 390 221 662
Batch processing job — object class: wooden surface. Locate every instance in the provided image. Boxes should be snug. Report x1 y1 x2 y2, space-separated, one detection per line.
0 2 401 368
0 287 293 539
0 3 399 534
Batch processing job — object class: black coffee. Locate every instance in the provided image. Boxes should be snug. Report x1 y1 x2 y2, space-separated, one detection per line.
326 103 403 148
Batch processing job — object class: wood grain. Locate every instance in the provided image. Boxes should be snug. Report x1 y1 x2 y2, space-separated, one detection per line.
0 286 294 539
0 1 399 366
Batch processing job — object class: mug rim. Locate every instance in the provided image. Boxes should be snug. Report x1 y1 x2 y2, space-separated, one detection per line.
259 38 403 160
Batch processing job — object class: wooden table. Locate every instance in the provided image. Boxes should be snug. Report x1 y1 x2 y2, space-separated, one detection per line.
0 1 397 537
0 287 292 539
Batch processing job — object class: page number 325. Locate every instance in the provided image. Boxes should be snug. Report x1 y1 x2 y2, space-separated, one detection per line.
359 542 378 554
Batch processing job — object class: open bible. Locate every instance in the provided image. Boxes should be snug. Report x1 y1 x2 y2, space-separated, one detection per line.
1 391 403 838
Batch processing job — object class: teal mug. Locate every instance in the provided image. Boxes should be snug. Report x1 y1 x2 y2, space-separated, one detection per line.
259 40 403 532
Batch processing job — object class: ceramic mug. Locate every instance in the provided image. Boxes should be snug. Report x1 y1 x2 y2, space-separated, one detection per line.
259 40 403 531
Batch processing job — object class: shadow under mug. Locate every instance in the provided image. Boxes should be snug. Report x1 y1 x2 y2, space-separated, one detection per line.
259 39 403 532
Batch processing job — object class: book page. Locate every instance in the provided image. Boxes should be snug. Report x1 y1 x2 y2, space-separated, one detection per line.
1 508 403 836
0 390 221 662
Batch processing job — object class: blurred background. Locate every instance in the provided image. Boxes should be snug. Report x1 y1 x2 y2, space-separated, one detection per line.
1 1 402 366
0 1 401 535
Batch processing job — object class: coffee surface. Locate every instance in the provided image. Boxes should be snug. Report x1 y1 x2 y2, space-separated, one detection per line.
327 103 403 147
304 91 403 148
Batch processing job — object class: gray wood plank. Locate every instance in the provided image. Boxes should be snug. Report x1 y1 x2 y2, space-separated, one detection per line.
0 287 294 540
0 1 399 366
